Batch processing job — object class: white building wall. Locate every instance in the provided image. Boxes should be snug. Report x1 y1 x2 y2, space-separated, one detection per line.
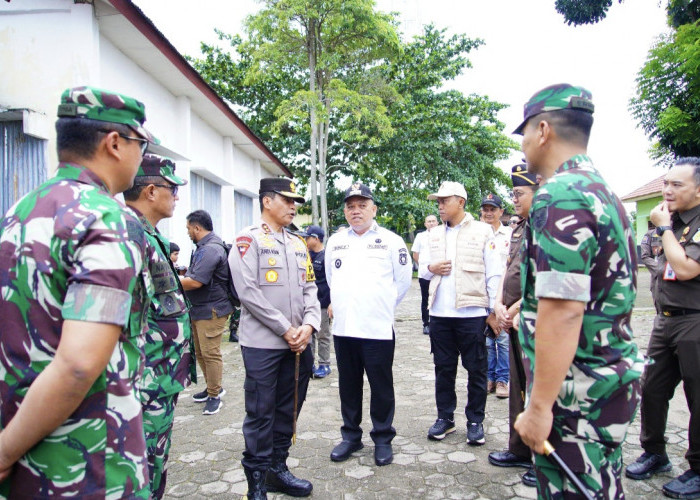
1 0 284 262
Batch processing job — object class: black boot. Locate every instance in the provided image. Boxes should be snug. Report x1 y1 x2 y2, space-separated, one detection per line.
244 467 267 500
228 329 239 342
265 450 313 497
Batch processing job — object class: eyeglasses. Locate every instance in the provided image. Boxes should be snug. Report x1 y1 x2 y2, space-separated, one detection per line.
508 219 519 226
151 184 178 196
98 129 149 154
509 190 529 200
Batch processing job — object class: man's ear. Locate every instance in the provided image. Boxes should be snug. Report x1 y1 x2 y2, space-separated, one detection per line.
101 130 122 161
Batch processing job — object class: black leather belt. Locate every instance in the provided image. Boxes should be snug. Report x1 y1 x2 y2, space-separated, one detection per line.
661 308 700 317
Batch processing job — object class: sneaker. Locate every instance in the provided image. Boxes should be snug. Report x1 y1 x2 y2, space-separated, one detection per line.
625 451 671 480
313 365 331 379
496 381 509 399
467 422 485 445
192 389 208 402
663 469 700 499
193 388 226 403
203 396 222 415
427 418 456 441
487 381 496 394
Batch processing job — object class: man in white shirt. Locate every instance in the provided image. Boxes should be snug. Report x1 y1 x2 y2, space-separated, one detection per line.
419 182 502 446
412 214 439 335
326 182 412 467
481 194 513 399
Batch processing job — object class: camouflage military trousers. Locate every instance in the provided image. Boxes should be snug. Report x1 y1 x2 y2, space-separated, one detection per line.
143 392 179 499
534 441 624 500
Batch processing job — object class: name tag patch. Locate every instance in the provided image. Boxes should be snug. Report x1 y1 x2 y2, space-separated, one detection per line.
663 262 677 281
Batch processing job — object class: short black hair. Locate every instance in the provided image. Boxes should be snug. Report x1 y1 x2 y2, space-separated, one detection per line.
170 242 180 253
675 157 700 186
122 176 163 202
56 117 132 159
186 210 213 231
539 109 593 147
259 191 277 212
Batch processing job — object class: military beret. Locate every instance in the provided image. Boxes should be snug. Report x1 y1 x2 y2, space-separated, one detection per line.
513 83 594 135
260 177 305 203
136 154 187 186
511 164 538 187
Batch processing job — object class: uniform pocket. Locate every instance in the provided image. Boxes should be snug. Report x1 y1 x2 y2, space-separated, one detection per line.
244 377 258 418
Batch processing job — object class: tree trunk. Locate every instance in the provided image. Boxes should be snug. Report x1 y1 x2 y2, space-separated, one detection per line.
319 117 329 238
307 24 319 225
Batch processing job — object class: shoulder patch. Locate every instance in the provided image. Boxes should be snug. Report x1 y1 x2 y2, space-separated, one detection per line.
531 206 548 233
236 235 252 257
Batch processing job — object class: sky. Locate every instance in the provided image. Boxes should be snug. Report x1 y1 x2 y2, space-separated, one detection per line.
133 0 670 201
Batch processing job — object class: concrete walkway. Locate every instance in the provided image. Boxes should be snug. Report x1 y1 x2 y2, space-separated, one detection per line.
165 271 690 499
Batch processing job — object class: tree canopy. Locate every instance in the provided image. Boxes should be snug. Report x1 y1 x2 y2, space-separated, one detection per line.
189 13 517 237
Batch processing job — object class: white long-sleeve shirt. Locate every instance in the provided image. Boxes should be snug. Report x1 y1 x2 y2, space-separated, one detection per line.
326 222 412 340
419 220 502 318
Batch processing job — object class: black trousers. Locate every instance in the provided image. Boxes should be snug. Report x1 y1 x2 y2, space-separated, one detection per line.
419 278 430 327
240 346 313 471
640 314 700 472
334 335 396 445
507 328 531 458
430 315 487 423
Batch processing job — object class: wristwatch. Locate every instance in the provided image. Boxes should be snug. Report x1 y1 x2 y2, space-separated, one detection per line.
656 225 672 236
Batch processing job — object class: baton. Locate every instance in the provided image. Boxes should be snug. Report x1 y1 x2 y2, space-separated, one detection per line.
543 440 595 500
292 351 300 445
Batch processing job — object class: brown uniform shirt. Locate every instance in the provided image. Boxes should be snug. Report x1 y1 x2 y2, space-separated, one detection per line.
655 204 700 310
503 219 526 308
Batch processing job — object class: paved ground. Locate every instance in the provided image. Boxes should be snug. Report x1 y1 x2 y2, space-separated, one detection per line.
165 269 690 499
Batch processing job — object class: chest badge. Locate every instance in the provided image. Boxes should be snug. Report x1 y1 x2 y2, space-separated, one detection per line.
268 257 277 266
265 270 279 283
683 226 690 235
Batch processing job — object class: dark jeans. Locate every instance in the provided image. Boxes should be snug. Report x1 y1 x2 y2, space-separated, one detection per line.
240 347 313 471
430 315 487 423
641 314 700 471
419 278 430 327
334 335 396 446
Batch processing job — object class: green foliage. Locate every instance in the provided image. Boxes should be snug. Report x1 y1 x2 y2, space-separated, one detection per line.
555 0 619 26
355 25 518 236
630 23 700 160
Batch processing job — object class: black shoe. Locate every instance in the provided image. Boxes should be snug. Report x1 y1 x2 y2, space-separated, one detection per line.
427 418 456 441
229 330 239 342
663 470 700 499
374 444 393 466
244 468 268 500
467 422 485 445
330 440 364 462
202 397 221 415
521 466 537 487
626 451 672 480
266 464 312 497
488 450 531 468
423 325 430 335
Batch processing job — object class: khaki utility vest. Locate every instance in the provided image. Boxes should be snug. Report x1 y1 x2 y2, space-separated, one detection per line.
427 213 492 310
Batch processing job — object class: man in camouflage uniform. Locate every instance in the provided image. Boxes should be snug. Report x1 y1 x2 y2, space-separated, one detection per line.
0 86 162 498
229 177 321 499
512 84 644 499
123 154 193 498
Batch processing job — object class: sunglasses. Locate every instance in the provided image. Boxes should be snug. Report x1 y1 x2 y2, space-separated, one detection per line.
98 129 149 154
508 219 519 225
151 184 179 196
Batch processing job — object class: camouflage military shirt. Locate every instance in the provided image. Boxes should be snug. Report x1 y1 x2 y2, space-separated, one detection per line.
131 209 193 400
519 154 644 453
0 163 152 498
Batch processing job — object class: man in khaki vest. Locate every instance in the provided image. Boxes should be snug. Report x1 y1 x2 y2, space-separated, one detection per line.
419 181 502 446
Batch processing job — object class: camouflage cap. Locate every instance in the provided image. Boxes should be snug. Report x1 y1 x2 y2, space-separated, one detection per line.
513 83 594 135
57 86 166 152
136 154 187 186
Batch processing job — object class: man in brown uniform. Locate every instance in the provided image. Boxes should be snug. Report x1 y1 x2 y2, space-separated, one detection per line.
487 164 538 487
626 157 700 499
